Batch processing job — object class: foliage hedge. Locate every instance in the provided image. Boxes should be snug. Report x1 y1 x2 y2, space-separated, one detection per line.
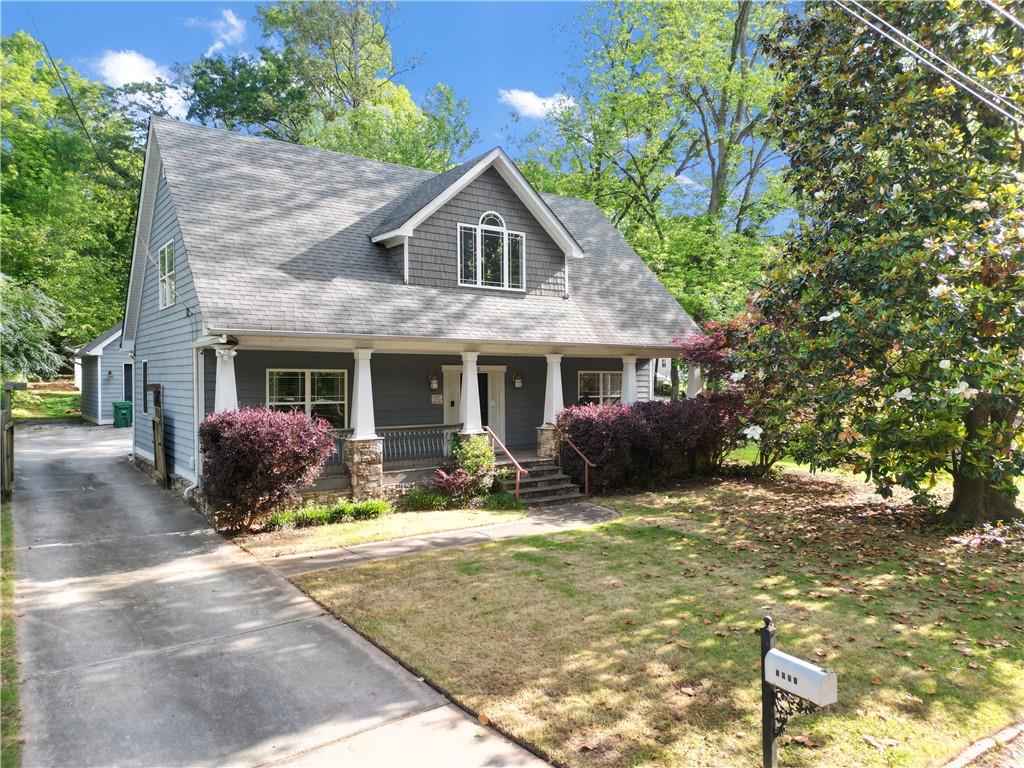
265 499 393 531
555 395 746 493
199 408 335 532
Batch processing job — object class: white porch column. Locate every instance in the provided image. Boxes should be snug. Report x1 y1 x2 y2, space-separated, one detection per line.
543 354 564 425
621 356 638 404
351 348 378 439
458 352 483 434
686 363 703 398
213 346 238 412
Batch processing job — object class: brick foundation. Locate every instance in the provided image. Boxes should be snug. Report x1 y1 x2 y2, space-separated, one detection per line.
537 425 558 460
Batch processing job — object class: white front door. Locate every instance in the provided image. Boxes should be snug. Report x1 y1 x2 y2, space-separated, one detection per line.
442 367 506 443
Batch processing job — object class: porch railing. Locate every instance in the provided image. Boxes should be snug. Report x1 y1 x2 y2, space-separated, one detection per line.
555 425 597 497
323 428 353 475
380 423 462 468
482 425 527 500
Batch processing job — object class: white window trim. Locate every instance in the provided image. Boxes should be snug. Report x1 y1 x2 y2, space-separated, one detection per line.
457 211 526 293
577 370 623 405
266 368 349 428
158 239 176 309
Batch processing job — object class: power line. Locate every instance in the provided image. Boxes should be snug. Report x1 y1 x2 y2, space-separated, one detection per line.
982 0 1024 31
846 0 1023 118
832 0 1024 127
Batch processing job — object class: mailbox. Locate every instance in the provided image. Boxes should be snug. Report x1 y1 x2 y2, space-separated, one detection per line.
764 648 837 707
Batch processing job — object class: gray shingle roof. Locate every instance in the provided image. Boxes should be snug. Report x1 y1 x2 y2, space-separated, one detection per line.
369 149 492 239
79 322 123 356
152 118 698 349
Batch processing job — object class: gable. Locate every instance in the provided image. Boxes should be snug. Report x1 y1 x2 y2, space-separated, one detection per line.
370 148 584 260
406 168 565 297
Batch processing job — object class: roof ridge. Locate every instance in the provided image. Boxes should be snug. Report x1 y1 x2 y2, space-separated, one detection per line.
150 117 599 208
150 116 439 177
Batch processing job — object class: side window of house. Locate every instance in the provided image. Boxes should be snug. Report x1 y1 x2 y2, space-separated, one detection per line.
267 369 348 429
578 371 622 405
158 239 176 308
457 211 525 291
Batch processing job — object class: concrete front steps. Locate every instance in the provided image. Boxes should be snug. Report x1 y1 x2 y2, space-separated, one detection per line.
497 457 584 507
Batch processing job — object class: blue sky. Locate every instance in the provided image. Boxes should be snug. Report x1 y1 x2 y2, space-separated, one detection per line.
1 1 584 155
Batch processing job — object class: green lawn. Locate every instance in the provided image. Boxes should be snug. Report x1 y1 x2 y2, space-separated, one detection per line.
238 508 526 558
10 390 80 421
297 471 1024 768
1 501 20 767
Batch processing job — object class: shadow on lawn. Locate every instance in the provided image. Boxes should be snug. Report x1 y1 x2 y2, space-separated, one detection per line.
299 472 1024 768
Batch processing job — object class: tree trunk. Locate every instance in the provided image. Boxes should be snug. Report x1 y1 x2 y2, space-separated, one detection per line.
944 404 1021 527
946 473 1019 527
670 361 680 401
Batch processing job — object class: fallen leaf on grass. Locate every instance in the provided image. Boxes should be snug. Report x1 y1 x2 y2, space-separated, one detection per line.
676 686 697 697
781 735 822 748
478 713 490 725
863 735 900 750
580 742 598 752
870 679 884 686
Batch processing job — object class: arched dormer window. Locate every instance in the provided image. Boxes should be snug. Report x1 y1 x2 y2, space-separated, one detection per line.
458 211 525 291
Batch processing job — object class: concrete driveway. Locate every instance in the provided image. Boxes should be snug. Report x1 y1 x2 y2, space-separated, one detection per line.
12 423 545 767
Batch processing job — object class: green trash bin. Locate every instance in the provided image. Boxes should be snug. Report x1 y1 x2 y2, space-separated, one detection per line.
112 400 132 428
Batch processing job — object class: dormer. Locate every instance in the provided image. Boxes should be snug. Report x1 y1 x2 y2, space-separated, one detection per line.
370 148 584 297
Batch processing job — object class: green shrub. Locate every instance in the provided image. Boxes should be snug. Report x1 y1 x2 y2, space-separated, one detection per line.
350 499 391 520
264 509 294 531
451 434 495 475
404 487 450 511
262 498 392 530
291 505 332 528
481 490 524 511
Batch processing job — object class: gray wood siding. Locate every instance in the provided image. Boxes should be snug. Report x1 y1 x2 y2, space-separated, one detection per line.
637 358 652 401
133 168 203 479
407 168 566 296
97 346 133 422
80 357 100 422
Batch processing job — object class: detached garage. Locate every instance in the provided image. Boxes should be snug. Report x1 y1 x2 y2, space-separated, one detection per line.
78 323 133 425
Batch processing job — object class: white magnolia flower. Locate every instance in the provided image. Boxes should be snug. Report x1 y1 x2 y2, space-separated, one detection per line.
814 189 827 200
939 359 952 370
962 200 988 213
742 425 764 441
894 387 914 401
891 183 902 197
950 381 979 399
929 283 953 299
819 310 841 322
729 370 747 383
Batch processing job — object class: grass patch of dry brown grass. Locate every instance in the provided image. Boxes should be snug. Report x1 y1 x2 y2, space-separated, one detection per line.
238 508 524 558
296 470 1024 768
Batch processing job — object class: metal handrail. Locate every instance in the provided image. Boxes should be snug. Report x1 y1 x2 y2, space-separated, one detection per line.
482 426 528 500
554 425 596 497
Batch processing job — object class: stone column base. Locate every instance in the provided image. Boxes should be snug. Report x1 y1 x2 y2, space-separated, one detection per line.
344 437 384 501
537 425 558 460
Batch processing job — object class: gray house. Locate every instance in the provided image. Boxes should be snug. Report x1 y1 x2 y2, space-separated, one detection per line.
77 322 133 425
121 118 699 498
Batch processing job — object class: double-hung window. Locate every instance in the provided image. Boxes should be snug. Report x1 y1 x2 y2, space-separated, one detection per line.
458 211 525 291
158 239 176 308
267 369 348 429
578 371 623 405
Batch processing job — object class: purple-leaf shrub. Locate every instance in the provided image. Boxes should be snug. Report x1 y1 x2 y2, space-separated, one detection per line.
555 396 746 492
199 407 335 532
429 467 480 503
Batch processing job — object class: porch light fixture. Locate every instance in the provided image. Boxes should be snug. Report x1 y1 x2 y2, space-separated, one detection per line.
428 374 440 391
513 373 524 389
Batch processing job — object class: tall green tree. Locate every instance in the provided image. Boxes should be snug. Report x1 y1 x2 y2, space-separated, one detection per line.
517 0 787 322
743 1 1023 525
177 1 476 172
0 277 63 380
1 32 143 349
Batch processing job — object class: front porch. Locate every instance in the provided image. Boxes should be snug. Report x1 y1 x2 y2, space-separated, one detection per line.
201 342 699 498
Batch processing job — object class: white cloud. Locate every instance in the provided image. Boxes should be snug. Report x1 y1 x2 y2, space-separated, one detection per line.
676 174 704 189
97 49 172 88
96 50 187 119
498 88 574 119
187 9 247 57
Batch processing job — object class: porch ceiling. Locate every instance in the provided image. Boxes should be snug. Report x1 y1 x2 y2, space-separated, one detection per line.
205 331 681 359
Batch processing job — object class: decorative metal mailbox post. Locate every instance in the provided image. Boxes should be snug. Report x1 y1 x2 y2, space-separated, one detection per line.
760 615 838 768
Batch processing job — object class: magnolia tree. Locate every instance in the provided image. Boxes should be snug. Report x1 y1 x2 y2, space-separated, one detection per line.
742 1 1024 525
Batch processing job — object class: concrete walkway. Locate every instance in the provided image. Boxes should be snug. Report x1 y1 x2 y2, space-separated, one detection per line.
12 423 546 767
266 503 619 578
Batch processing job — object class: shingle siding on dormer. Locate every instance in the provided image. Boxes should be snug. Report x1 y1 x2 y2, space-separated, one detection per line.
406 168 566 297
